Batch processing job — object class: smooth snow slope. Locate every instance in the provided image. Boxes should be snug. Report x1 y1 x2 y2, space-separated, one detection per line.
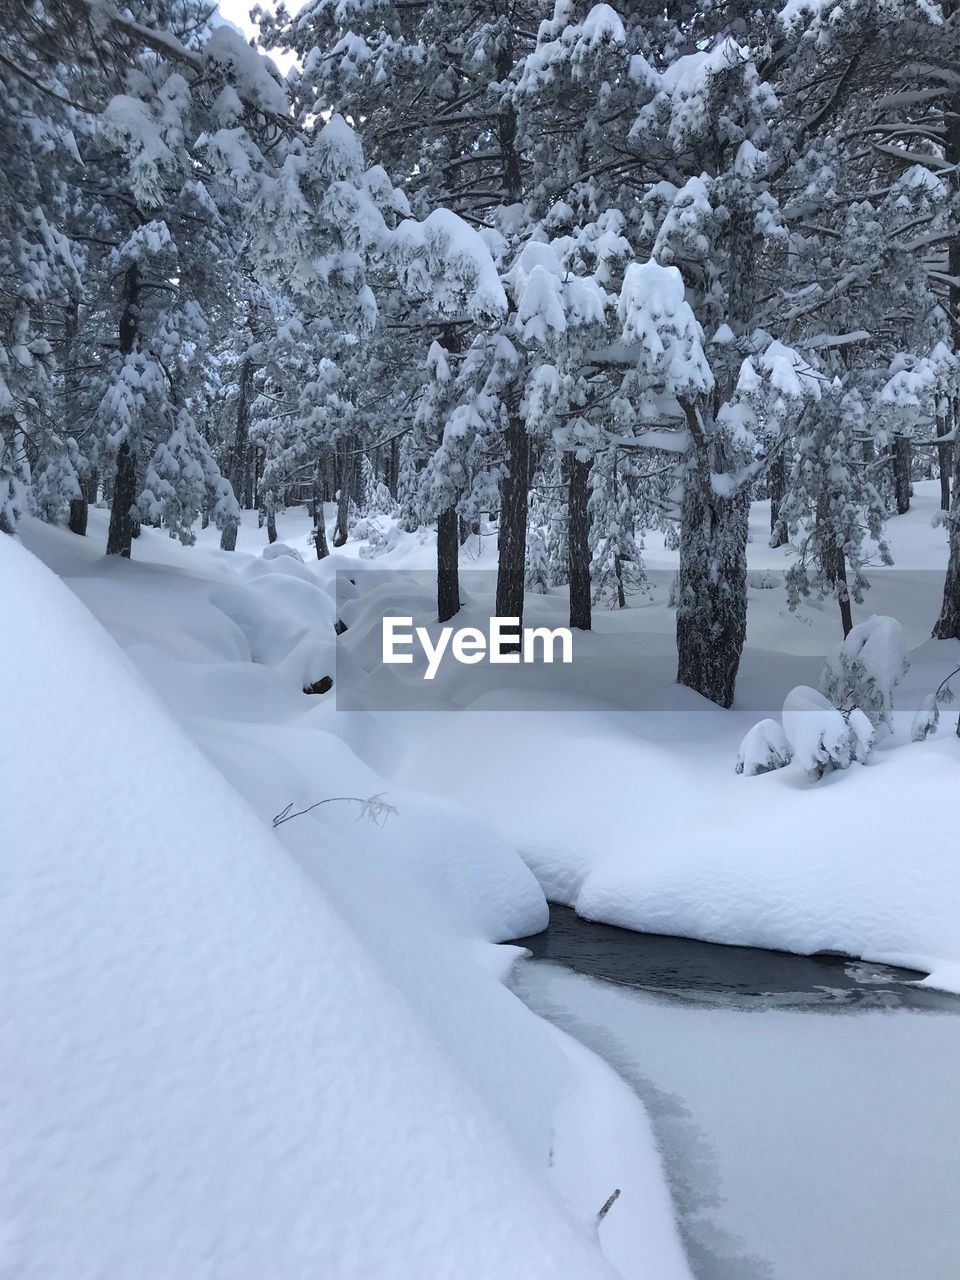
0 534 626 1280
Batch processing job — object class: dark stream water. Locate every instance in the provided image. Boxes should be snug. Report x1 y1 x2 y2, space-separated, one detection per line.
514 904 958 1011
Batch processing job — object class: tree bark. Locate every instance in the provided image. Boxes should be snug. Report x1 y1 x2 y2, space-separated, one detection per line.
64 297 88 536
266 497 278 544
816 487 854 637
495 411 529 632
676 479 749 709
768 449 787 547
312 457 329 559
934 433 960 638
106 440 137 557
566 453 591 630
333 435 354 547
68 497 88 536
893 433 911 514
437 505 460 623
938 415 952 512
107 264 140 557
220 354 254 550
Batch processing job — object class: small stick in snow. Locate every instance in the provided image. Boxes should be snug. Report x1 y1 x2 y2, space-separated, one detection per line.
272 794 397 828
597 1189 621 1223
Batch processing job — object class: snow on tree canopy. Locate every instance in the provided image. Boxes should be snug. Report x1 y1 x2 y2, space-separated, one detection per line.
782 686 870 781
518 3 628 94
617 261 713 397
313 113 365 182
736 719 793 776
505 241 606 344
820 615 908 733
204 25 291 118
391 209 507 319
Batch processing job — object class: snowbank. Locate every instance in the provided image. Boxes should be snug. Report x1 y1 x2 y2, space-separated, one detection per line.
6 521 692 1280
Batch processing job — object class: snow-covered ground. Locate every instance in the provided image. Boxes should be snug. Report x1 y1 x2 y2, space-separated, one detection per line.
3 518 691 1280
5 478 958 1275
234 480 958 992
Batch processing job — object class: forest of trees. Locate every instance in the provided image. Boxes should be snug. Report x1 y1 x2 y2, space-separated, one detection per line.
4 0 960 706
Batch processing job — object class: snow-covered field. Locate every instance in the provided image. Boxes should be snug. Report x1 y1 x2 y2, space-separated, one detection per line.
243 480 959 991
4 480 958 1276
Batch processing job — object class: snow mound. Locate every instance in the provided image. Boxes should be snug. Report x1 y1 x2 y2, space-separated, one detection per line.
0 535 626 1280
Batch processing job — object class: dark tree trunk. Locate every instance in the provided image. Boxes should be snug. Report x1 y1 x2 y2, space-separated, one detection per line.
64 297 88 536
220 520 238 552
243 447 256 509
676 478 749 709
938 415 952 512
934 434 960 638
106 441 137 558
314 517 329 561
566 453 591 631
816 487 854 637
312 456 329 559
437 505 460 623
388 435 400 499
220 354 254 550
266 499 278 544
333 436 354 547
495 412 529 631
893 433 911 514
107 265 140 557
768 449 787 547
68 497 88 536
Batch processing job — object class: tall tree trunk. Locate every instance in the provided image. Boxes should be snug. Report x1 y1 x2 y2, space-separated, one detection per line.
312 456 329 560
333 435 354 547
107 265 139 557
64 296 88 536
938 414 952 512
495 411 529 631
68 496 88 536
566 453 591 630
220 354 254 550
816 487 854 637
265 495 278 545
768 449 787 547
437 505 460 623
106 441 137 558
676 476 749 709
893 433 911 514
934 432 960 638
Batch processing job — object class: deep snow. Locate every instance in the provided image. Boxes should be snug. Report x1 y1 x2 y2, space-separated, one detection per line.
306 481 960 989
4 520 691 1280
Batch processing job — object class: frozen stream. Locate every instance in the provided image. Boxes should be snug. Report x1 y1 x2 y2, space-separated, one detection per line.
511 907 960 1280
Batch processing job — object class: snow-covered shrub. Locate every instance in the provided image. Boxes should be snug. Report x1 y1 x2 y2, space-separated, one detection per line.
911 693 940 742
747 568 781 591
736 719 793 776
525 527 550 593
262 542 305 563
820 615 908 733
782 686 865 781
847 707 876 763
